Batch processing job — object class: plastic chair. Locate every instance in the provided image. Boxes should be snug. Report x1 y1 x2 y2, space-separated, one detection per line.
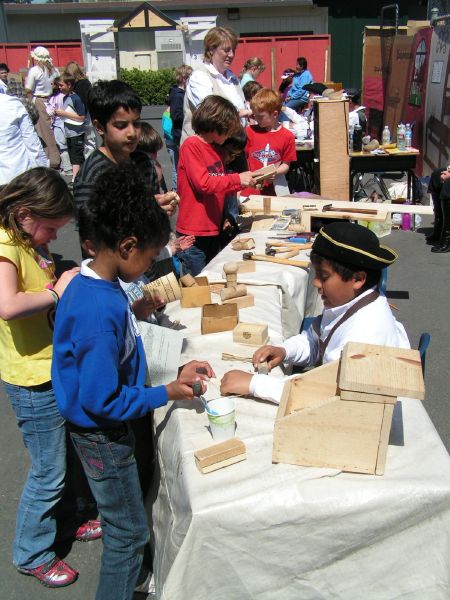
379 267 388 295
418 332 431 376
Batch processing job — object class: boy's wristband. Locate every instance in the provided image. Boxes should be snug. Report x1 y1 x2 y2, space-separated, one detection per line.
45 288 59 307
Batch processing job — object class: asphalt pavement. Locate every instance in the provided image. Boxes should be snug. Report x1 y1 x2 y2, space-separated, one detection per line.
0 111 448 599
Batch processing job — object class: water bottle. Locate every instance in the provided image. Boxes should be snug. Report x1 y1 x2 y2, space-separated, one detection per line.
397 123 406 151
382 125 391 145
405 123 412 150
353 124 363 152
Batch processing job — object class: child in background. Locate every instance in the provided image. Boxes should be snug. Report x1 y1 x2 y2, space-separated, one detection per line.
242 80 262 125
220 222 410 403
0 168 100 589
241 88 297 198
219 129 247 247
55 74 85 182
176 95 256 275
48 76 72 176
137 121 168 193
168 64 193 188
52 161 214 600
73 80 175 218
161 98 177 190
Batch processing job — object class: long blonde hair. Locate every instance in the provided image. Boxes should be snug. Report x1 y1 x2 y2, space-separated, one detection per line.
0 168 73 248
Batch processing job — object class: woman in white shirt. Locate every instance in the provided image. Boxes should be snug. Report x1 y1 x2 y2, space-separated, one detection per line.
0 94 48 185
182 27 252 141
24 46 60 169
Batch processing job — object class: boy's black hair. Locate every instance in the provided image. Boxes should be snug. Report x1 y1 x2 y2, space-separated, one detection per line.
310 251 381 292
87 80 142 129
222 128 247 153
85 161 170 250
0 63 9 73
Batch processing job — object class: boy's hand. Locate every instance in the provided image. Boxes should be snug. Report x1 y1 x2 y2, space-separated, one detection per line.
132 295 165 321
239 172 257 188
173 235 195 252
252 345 286 371
155 192 178 216
220 370 252 396
165 380 200 401
53 267 80 297
178 360 215 381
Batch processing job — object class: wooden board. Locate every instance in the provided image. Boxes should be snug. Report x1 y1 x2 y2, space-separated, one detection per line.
142 272 181 303
339 389 397 405
195 438 246 474
273 398 385 474
375 403 395 475
339 342 425 400
277 360 340 417
222 294 255 309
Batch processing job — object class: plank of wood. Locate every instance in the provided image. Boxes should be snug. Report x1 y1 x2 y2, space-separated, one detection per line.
375 403 395 475
339 389 397 405
222 294 255 309
273 398 384 474
339 342 425 400
280 360 340 415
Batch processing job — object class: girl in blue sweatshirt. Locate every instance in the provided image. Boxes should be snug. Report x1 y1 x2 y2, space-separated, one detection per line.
52 162 214 600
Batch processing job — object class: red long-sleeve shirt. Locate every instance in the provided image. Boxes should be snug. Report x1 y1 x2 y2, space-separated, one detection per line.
176 136 242 236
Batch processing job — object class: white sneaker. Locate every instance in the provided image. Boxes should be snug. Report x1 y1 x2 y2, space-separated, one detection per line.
134 569 156 596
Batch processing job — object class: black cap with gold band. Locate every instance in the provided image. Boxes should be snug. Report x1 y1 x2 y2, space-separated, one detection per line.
312 222 398 270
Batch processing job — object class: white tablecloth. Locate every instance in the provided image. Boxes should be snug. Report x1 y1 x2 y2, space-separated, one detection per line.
148 233 450 600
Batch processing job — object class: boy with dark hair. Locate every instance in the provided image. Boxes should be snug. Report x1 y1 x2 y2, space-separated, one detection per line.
220 222 410 403
73 80 176 215
55 74 85 181
52 161 214 600
241 88 297 197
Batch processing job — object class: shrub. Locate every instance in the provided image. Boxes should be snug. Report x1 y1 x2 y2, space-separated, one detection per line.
120 68 176 105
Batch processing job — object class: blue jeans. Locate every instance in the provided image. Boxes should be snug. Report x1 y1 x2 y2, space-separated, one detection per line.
69 423 149 600
3 381 66 569
166 144 179 190
178 235 221 276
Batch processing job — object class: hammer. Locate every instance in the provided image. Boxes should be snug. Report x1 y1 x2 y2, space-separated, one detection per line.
243 252 310 268
265 247 299 259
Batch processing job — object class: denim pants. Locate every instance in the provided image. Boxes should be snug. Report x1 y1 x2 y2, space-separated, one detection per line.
166 144 179 191
69 423 149 600
178 234 221 276
3 381 66 569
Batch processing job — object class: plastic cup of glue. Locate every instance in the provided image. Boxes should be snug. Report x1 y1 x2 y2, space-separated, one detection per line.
205 397 236 441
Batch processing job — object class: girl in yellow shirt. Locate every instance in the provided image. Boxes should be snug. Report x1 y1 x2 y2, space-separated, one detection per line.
0 167 96 588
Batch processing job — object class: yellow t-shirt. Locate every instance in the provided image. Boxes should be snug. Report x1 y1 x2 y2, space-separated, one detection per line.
0 228 56 386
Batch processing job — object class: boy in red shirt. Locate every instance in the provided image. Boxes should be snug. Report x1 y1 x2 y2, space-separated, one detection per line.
176 95 255 275
242 88 297 197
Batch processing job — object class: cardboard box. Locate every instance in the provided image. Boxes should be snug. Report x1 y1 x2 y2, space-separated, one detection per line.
180 276 212 308
201 303 239 334
233 322 268 346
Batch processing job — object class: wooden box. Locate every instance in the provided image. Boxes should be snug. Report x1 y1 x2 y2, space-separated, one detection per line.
201 303 239 334
233 322 268 346
272 342 425 475
180 276 212 308
142 272 181 303
313 99 350 201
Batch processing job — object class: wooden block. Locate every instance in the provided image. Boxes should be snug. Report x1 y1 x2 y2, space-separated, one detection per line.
222 294 254 309
233 322 268 346
179 273 197 287
339 342 425 400
339 389 397 405
201 303 239 334
231 237 255 251
195 438 246 474
180 276 211 308
235 261 256 273
142 272 181 303
273 398 385 474
255 361 269 375
250 216 277 231
251 164 277 185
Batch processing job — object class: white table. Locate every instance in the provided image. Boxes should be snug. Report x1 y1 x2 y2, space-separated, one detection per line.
148 233 450 600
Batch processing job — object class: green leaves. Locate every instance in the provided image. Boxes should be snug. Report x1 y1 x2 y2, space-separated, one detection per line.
120 68 176 105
